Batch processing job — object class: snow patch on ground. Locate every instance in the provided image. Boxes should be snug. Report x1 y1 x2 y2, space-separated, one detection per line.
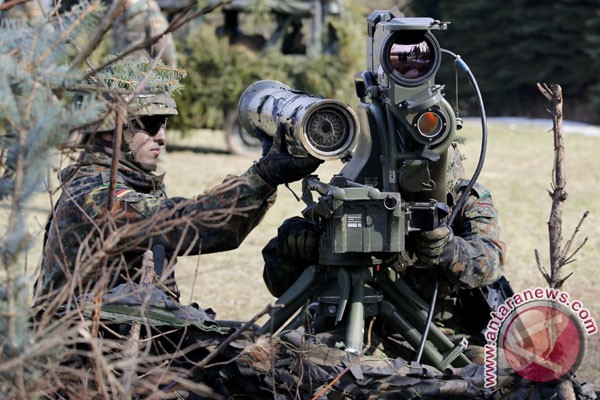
463 117 600 137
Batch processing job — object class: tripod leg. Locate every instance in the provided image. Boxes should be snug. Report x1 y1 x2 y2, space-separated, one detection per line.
373 271 470 367
380 300 445 368
345 271 366 353
257 265 320 335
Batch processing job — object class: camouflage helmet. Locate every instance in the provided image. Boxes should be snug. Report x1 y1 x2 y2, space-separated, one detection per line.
133 93 178 117
82 56 185 134
89 93 178 134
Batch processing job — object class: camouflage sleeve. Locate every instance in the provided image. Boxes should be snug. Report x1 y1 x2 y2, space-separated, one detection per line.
87 166 276 256
444 181 506 288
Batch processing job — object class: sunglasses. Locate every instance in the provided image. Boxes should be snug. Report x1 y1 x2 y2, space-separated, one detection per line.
128 116 168 136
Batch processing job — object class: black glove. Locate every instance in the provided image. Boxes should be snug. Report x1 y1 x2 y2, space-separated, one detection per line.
412 225 456 268
253 126 322 186
253 127 273 157
278 216 320 261
262 217 320 297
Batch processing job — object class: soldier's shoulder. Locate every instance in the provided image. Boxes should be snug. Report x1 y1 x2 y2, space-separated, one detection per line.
82 171 138 206
452 179 491 199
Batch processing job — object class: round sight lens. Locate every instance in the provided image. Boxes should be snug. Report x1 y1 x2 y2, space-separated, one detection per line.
417 111 442 137
389 42 433 80
382 31 441 87
412 108 448 144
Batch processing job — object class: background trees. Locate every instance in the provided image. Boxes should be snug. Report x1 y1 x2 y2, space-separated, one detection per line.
409 0 600 123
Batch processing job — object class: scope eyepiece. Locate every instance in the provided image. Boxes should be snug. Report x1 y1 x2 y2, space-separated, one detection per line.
381 30 441 88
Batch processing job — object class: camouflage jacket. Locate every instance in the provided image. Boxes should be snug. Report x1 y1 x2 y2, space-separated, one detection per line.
448 180 506 287
403 179 506 294
35 151 276 303
397 178 507 334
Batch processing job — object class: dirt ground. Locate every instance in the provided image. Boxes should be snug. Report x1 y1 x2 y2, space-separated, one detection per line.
13 120 600 388
163 123 600 388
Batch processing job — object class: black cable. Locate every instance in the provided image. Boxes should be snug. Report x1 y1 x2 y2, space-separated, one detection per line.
414 274 439 364
441 48 488 226
415 50 487 366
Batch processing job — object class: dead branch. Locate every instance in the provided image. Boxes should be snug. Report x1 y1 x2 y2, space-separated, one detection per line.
71 0 127 69
540 83 566 287
121 250 156 392
536 82 586 398
106 106 124 212
561 211 589 264
534 249 550 283
83 0 230 79
154 301 278 397
535 82 589 289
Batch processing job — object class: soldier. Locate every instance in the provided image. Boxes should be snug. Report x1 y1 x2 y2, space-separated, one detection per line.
262 143 507 364
34 58 322 309
112 0 178 66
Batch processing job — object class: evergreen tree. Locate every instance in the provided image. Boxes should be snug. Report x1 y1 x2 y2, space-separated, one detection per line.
0 2 114 396
410 0 599 122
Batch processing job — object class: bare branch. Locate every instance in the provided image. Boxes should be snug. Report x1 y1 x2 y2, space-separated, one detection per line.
71 0 127 69
121 250 156 391
534 249 551 286
561 211 589 264
155 302 278 397
0 0 31 11
537 82 582 289
84 0 230 79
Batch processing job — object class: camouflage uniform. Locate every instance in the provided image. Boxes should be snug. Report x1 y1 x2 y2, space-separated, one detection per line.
112 0 177 66
404 179 505 291
36 150 276 303
400 178 506 357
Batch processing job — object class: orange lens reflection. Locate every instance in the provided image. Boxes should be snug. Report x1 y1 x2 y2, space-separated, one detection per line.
417 112 441 136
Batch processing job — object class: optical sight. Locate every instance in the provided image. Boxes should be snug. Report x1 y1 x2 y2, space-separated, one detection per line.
238 80 359 161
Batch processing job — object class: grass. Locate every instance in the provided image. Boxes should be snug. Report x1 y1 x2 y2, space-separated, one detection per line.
15 119 600 387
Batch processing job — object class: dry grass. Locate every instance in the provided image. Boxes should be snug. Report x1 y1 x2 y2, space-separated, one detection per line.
15 119 600 387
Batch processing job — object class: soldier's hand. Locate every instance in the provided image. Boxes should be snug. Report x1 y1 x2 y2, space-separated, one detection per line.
253 126 322 186
279 218 319 261
262 217 319 297
253 127 273 157
413 225 456 267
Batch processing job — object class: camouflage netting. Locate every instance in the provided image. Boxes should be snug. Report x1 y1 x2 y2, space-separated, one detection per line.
64 290 598 399
212 330 598 399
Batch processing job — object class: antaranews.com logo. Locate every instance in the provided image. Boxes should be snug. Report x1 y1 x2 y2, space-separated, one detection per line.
484 287 598 387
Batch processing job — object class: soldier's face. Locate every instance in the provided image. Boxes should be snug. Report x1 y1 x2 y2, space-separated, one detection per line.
128 116 167 166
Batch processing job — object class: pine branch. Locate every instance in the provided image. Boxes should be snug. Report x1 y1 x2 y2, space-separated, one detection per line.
34 1 102 67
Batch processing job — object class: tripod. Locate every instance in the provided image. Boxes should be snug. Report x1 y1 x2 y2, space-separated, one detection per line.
256 257 471 370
